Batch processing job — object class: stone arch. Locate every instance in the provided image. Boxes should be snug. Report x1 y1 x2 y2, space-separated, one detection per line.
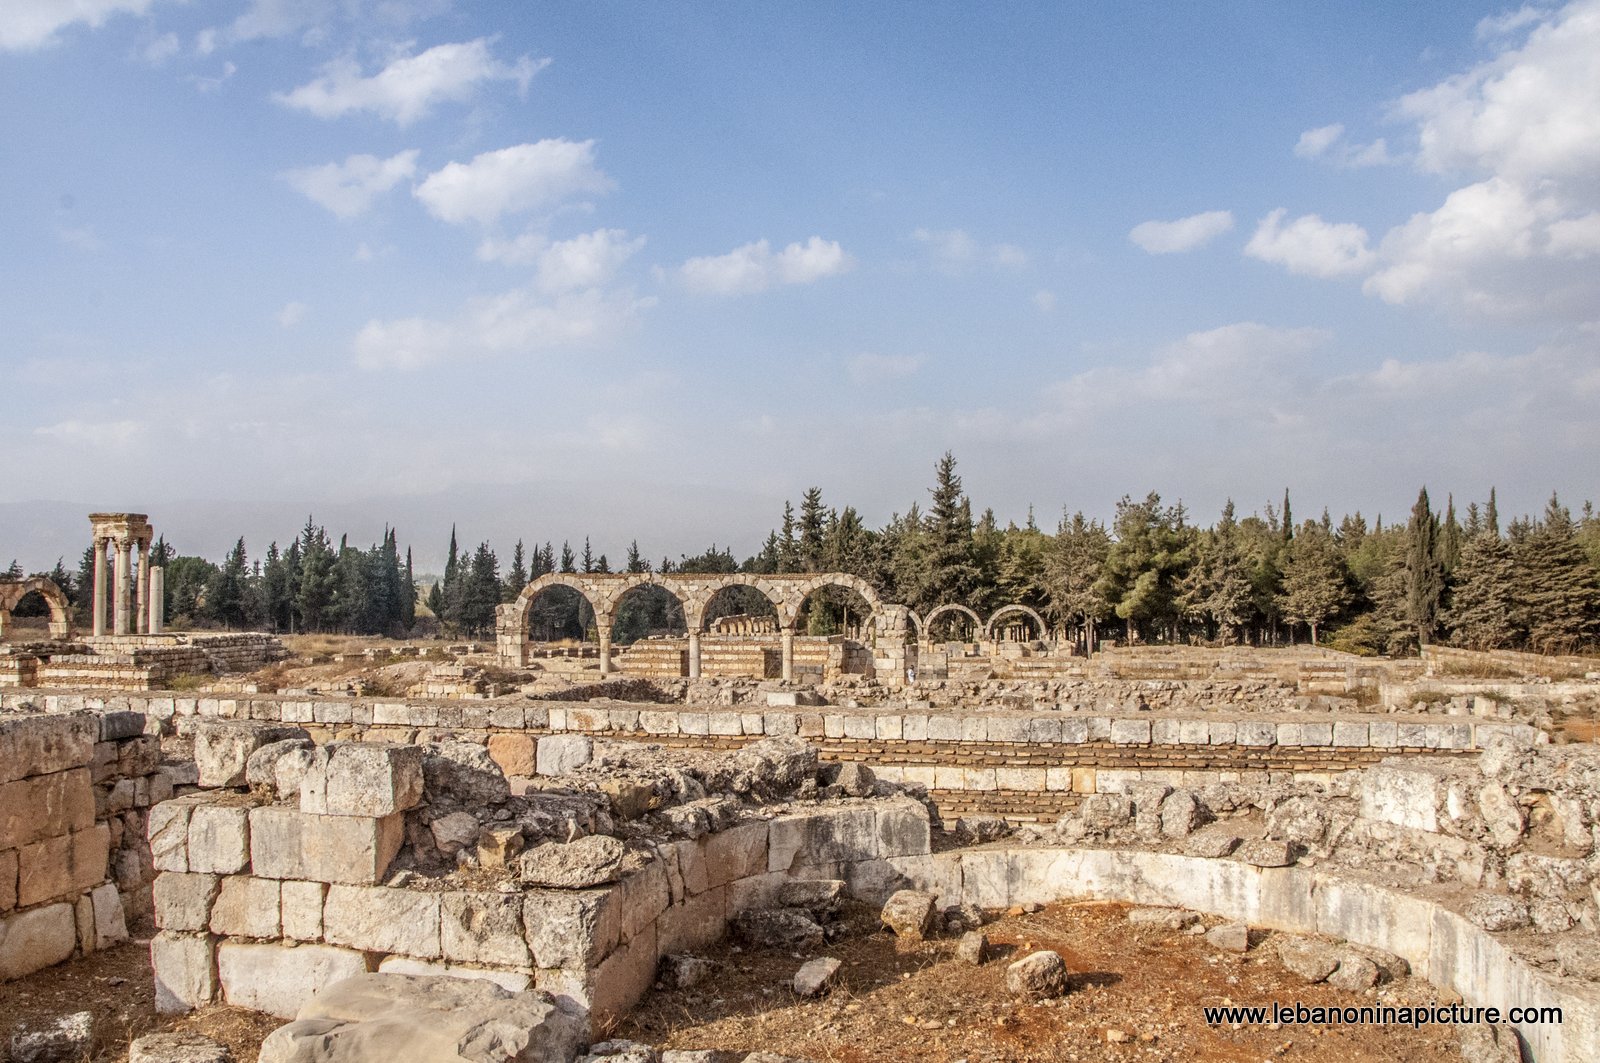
691 576 786 633
609 578 689 643
786 574 882 638
512 573 606 639
0 577 73 640
921 603 983 642
986 603 1048 642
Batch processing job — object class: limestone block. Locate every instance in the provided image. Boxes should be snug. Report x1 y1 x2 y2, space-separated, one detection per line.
703 822 769 888
1360 763 1443 832
187 804 251 875
615 862 670 943
216 941 370 1019
148 797 200 874
536 735 594 776
376 955 532 992
127 1031 231 1063
523 888 619 969
281 880 326 942
18 823 109 907
154 873 220 933
323 884 442 959
1007 950 1069 1000
244 739 314 795
192 721 310 788
768 807 877 873
0 849 15 913
876 800 932 860
299 743 423 817
441 891 531 968
151 931 218 1013
210 876 281 939
257 973 585 1063
673 839 709 897
0 713 97 785
655 885 727 958
248 807 403 885
518 835 627 888
87 881 127 950
588 924 659 1031
0 902 77 981
0 768 95 850
487 733 538 778
881 889 937 940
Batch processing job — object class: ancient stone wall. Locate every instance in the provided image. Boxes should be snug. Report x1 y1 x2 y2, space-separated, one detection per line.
2 634 287 691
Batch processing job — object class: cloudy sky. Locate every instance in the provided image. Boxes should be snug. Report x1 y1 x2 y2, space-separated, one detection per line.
3 1 1598 569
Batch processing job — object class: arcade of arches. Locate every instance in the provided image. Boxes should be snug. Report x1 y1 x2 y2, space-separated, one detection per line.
495 571 1061 684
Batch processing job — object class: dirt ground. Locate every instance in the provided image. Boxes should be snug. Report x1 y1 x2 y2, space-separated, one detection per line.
615 901 1467 1063
0 937 278 1063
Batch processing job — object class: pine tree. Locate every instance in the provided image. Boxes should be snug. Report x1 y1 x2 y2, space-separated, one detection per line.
625 540 648 574
581 537 594 574
798 488 827 572
1516 495 1600 653
1281 488 1293 544
400 547 416 629
1095 492 1191 643
559 541 576 573
912 452 981 612
460 542 501 638
1278 521 1350 644
777 502 799 572
208 538 251 629
1441 495 1462 574
504 540 529 603
1044 512 1111 652
295 519 335 632
1486 488 1500 536
1206 502 1255 641
1445 532 1518 649
1405 488 1445 646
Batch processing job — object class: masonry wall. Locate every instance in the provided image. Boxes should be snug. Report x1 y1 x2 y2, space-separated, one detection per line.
0 712 158 980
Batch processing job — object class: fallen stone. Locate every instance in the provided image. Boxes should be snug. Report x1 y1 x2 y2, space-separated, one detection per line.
1185 833 1241 859
422 742 511 807
1456 1022 1524 1063
792 956 842 997
833 762 876 798
880 889 938 940
661 954 714 989
430 811 482 855
1006 950 1069 1000
300 743 424 817
775 879 845 915
8 1011 92 1063
193 721 309 788
1236 839 1295 867
956 930 988 965
1159 790 1201 837
660 1053 743 1063
581 1041 659 1063
129 1032 233 1063
518 835 628 888
1554 936 1600 980
721 737 817 799
535 735 594 777
1205 923 1250 953
732 908 825 950
1465 893 1530 932
1277 938 1341 982
256 973 586 1063
942 903 985 933
245 739 315 794
477 827 526 869
1127 907 1198 931
1079 794 1132 830
954 815 1012 843
1328 953 1380 992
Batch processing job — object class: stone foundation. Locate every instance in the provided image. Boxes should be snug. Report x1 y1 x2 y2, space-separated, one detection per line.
1 634 287 691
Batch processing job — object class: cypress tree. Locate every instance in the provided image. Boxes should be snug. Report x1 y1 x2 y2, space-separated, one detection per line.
1516 495 1600 653
400 547 416 629
1405 488 1445 646
1441 495 1462 574
1445 532 1518 649
504 540 529 602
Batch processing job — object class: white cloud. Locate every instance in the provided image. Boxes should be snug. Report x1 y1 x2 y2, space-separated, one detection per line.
282 150 419 219
414 140 613 226
1128 210 1235 254
0 0 157 51
353 286 652 371
679 236 852 295
910 228 1028 273
135 31 179 64
1294 124 1345 159
991 243 1029 269
476 231 546 266
533 229 645 293
1245 209 1375 277
57 225 103 252
275 39 545 126
277 302 308 328
1546 211 1600 256
1032 289 1057 313
1476 5 1552 40
219 0 451 47
188 61 237 93
847 353 923 384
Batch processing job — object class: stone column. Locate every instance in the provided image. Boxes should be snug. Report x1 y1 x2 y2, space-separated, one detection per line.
597 625 613 675
687 629 702 678
134 539 149 635
113 540 133 636
92 538 107 638
148 565 165 634
780 627 795 683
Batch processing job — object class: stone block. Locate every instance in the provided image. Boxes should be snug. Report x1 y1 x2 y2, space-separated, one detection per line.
128 1032 231 1063
210 876 281 939
17 824 109 907
248 807 403 885
86 882 126 951
192 721 310 788
487 734 538 778
299 742 424 817
151 931 217 1013
323 884 442 959
441 891 531 968
281 879 326 942
1110 719 1151 744
0 713 97 785
187 804 251 875
147 797 200 874
216 941 369 1019
154 873 220 933
703 822 769 888
655 884 727 957
876 800 932 860
523 888 619 969
1332 721 1370 747
0 902 77 981
0 768 95 850
535 735 594 776
768 807 877 872
375 955 532 992
588 924 658 1030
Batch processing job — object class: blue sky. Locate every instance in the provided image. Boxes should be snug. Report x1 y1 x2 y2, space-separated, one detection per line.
3 1 1598 569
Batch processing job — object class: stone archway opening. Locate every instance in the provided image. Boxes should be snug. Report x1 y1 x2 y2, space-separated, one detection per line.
702 582 780 634
611 584 687 645
0 577 74 641
924 604 982 644
525 584 595 647
987 604 1049 644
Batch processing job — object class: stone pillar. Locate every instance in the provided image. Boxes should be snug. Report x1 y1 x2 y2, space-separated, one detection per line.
92 538 107 637
780 627 795 683
134 539 149 634
597 625 612 675
687 629 702 678
113 540 133 636
148 565 165 634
